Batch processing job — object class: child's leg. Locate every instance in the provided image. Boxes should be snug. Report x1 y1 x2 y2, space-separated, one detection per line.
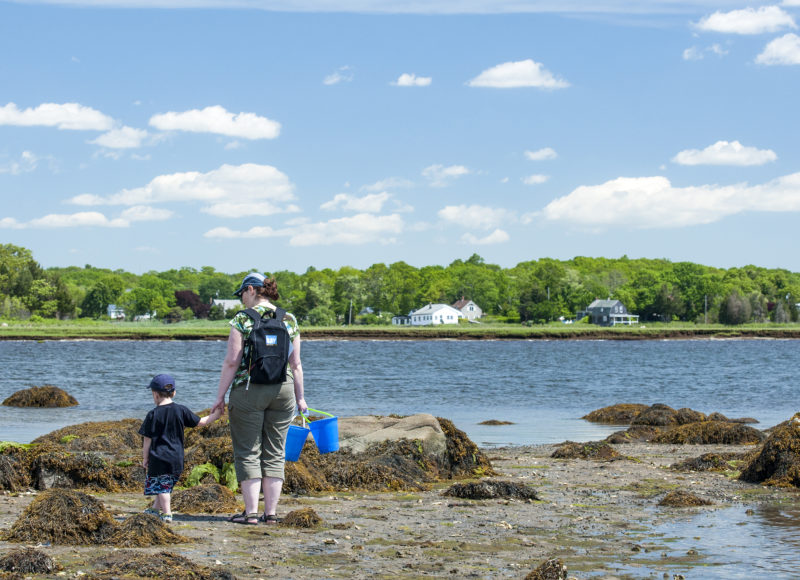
158 492 171 515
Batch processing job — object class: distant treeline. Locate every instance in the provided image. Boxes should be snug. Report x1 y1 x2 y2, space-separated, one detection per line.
1 244 798 325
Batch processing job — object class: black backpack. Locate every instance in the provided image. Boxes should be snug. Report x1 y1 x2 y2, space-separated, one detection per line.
241 307 290 385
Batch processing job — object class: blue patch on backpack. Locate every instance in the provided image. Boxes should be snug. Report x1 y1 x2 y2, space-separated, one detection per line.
265 335 278 346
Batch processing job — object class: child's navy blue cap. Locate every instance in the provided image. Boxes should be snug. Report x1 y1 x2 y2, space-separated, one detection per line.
149 373 176 393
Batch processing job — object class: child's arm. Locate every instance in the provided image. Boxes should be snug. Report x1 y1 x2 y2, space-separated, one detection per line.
197 407 222 427
142 436 151 470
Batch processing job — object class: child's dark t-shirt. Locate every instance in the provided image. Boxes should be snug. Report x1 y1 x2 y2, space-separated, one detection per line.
139 402 200 477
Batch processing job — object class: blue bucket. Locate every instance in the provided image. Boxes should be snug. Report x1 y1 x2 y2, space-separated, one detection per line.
307 408 339 454
284 424 309 462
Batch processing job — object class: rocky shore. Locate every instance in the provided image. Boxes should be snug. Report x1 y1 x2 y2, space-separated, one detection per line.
2 405 800 578
0 443 797 578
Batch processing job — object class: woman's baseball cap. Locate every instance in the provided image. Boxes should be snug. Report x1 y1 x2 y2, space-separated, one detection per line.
149 373 176 393
233 272 266 297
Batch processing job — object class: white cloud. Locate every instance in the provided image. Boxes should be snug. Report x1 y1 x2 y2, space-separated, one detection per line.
524 147 558 161
205 213 404 246
68 163 296 217
119 205 173 222
90 126 148 149
422 164 470 187
0 151 38 175
323 66 354 85
695 6 796 35
541 172 800 229
0 102 114 131
321 192 391 213
461 229 510 245
756 33 800 65
224 140 243 150
683 43 728 60
361 177 414 192
523 174 550 185
438 204 515 229
672 140 777 166
0 211 129 229
149 105 281 139
467 59 569 89
393 73 432 86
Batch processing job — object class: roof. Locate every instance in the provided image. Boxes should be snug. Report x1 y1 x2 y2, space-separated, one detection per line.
452 298 475 309
412 303 462 316
587 299 622 309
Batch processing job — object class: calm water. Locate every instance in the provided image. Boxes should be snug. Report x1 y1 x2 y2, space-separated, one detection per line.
0 338 798 445
1 338 799 577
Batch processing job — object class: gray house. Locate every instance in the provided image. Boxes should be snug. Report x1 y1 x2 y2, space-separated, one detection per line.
577 299 639 327
452 297 483 321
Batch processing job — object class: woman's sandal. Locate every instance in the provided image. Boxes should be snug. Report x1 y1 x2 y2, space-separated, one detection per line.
228 511 259 525
259 513 281 525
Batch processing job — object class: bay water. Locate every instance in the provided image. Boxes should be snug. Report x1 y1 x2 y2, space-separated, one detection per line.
1 338 799 577
1 338 797 445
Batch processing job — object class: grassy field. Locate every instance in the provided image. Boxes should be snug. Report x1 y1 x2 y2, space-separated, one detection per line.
2 319 800 340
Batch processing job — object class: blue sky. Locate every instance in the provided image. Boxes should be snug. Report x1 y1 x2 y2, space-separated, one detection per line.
2 0 800 274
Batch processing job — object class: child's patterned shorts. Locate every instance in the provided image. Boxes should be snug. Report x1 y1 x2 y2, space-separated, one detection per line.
144 474 178 496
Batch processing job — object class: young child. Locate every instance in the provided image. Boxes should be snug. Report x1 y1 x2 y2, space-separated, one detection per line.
139 373 221 523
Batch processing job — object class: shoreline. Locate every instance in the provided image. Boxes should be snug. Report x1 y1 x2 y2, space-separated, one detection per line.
1 442 796 578
2 326 800 341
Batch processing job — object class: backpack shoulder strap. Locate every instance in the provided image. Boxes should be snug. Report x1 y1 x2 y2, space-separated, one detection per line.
273 307 286 322
241 308 264 326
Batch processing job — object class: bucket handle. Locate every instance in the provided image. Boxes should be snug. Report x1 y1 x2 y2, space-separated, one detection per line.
306 408 335 419
293 413 309 429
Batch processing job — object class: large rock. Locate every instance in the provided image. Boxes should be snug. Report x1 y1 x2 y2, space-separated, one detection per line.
337 413 446 457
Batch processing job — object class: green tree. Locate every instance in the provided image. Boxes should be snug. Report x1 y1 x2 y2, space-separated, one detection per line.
719 290 751 325
81 275 125 318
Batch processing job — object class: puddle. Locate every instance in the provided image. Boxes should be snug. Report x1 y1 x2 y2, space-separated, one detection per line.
628 502 800 578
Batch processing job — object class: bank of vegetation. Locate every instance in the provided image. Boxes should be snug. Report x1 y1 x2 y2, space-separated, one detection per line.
1 244 799 333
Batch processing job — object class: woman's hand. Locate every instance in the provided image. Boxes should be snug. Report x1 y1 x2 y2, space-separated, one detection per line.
211 397 226 415
296 397 308 415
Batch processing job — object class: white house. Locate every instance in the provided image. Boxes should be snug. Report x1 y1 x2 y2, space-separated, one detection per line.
410 303 464 326
211 298 242 313
452 297 483 321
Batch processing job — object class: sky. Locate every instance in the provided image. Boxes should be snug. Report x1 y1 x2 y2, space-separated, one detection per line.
1 0 800 275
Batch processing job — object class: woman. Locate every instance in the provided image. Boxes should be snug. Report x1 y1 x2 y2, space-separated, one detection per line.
210 272 307 525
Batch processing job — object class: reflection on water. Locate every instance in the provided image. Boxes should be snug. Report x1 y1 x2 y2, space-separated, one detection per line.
642 503 800 578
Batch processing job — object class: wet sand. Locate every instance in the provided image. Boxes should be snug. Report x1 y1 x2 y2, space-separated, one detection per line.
2 441 795 579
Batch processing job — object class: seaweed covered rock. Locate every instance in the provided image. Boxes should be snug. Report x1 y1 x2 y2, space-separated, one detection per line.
2 385 78 408
0 548 61 575
0 451 29 492
658 489 713 507
740 413 800 487
282 507 322 528
172 483 241 514
443 479 539 500
524 557 568 580
32 418 141 457
551 440 621 460
631 403 680 426
605 425 661 444
436 417 495 478
671 452 751 472
582 403 648 424
2 488 116 545
91 551 235 580
652 421 765 445
109 513 193 547
30 448 140 491
281 416 495 494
